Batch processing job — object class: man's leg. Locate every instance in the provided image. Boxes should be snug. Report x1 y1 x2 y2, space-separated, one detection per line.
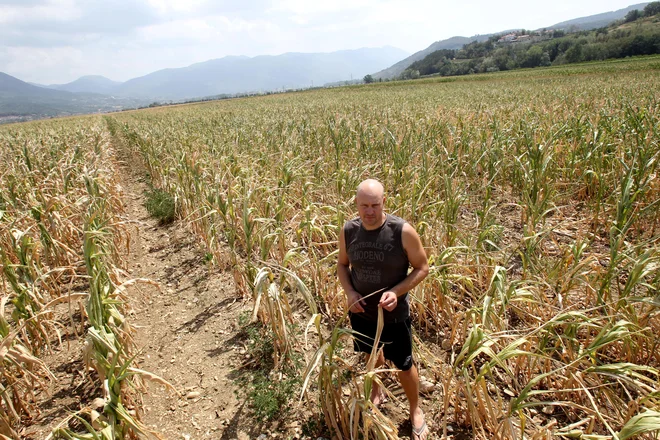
399 365 424 428
382 319 427 438
350 314 388 405
365 350 386 405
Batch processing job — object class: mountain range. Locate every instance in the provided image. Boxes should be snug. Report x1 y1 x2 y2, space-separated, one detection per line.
0 2 650 123
114 47 408 100
0 72 148 121
1 47 407 122
31 47 407 100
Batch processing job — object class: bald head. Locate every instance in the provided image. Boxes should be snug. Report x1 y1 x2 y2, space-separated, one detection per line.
356 179 384 200
355 179 386 229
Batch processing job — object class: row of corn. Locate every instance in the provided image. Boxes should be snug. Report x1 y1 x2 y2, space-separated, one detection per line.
0 119 162 439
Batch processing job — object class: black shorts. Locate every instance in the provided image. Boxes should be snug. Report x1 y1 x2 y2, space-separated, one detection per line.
349 313 414 371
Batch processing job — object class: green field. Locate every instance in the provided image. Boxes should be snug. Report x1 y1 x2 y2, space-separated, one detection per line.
2 57 659 439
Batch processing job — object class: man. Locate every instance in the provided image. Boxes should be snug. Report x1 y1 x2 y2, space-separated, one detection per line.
337 179 430 440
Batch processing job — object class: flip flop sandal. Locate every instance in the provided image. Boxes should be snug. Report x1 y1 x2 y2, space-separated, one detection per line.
411 420 429 440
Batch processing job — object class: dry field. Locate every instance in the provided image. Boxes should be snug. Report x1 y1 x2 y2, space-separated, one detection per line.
1 56 659 439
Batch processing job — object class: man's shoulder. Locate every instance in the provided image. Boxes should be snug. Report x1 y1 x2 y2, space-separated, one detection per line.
343 217 362 230
387 214 407 225
388 215 420 241
386 214 410 232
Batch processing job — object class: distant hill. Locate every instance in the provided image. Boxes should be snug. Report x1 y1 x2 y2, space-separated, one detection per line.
115 47 409 100
0 72 73 98
0 72 145 122
547 3 649 31
48 75 122 94
372 36 492 80
399 8 660 80
0 47 407 122
373 2 651 79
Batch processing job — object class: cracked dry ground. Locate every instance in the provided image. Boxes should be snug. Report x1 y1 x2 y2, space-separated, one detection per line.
120 165 266 440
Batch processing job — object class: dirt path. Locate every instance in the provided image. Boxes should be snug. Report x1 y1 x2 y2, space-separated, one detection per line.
118 161 260 439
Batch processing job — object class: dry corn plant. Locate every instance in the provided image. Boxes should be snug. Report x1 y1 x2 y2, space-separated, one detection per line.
302 299 399 440
58 135 172 440
0 121 112 437
0 120 171 439
251 265 319 367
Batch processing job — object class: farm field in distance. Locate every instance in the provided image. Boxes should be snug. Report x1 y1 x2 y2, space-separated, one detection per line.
1 56 659 439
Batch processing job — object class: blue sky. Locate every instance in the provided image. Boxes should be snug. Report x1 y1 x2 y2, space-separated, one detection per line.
0 0 645 84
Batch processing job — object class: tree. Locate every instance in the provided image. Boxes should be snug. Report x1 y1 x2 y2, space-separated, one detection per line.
480 57 499 73
493 47 513 70
363 74 374 84
565 44 584 63
644 1 660 16
624 9 641 23
521 45 544 68
540 52 551 67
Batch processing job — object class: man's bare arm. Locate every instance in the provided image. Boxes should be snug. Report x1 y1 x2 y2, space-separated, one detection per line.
378 223 429 311
338 225 365 313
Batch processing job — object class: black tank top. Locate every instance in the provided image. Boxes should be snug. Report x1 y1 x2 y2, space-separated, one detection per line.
344 214 410 323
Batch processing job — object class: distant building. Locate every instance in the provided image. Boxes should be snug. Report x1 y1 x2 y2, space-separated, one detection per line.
497 32 537 44
498 33 517 43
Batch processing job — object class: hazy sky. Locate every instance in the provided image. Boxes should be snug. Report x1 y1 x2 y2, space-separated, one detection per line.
0 0 644 84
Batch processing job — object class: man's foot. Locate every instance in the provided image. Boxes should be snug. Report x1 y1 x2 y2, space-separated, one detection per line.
369 384 387 406
411 408 428 440
411 420 428 440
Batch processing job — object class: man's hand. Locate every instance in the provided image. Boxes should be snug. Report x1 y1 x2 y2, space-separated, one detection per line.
347 290 366 313
379 291 398 312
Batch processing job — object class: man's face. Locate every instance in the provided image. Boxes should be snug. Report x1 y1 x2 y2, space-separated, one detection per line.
356 192 384 229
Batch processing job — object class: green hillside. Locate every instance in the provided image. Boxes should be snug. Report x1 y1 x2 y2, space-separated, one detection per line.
401 2 660 79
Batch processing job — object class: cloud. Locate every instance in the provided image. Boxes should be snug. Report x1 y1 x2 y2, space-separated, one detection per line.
0 0 81 25
135 15 280 51
0 46 86 84
269 0 373 16
137 18 221 44
1 0 46 5
0 0 159 37
145 0 212 15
